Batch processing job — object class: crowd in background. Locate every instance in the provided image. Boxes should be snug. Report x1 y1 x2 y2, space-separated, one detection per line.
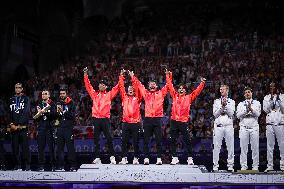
0 5 283 164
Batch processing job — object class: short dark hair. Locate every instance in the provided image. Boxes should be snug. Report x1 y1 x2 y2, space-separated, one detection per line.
148 79 157 84
15 83 23 88
42 89 50 92
178 83 189 92
99 79 108 86
42 89 50 95
59 88 68 93
244 86 252 93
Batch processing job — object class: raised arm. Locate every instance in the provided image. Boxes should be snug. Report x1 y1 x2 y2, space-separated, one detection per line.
110 82 119 100
160 71 170 97
83 67 96 99
128 70 142 100
189 78 206 102
166 71 176 97
119 71 126 99
131 75 146 98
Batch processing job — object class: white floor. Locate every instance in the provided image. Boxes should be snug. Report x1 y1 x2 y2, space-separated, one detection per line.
0 164 284 184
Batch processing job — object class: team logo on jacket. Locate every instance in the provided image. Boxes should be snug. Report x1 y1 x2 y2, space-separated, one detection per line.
10 102 25 114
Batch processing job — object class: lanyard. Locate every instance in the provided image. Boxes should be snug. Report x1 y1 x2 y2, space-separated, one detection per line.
272 99 276 110
15 96 22 111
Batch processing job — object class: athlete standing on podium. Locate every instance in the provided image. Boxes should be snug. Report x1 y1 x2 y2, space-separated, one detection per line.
118 69 142 165
166 71 206 165
83 67 119 164
131 68 170 165
263 82 284 172
212 84 235 172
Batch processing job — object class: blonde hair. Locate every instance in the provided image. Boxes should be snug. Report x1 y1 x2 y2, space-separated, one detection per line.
220 84 229 91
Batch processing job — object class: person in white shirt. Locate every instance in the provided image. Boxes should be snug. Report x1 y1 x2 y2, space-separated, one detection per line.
213 84 235 172
263 82 284 172
236 87 261 171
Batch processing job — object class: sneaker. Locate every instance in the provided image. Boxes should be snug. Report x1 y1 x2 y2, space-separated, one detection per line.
13 165 21 171
92 158 102 164
156 158 162 165
110 156 116 164
0 165 6 171
37 166 44 172
213 165 218 172
241 166 247 171
23 164 31 171
187 157 194 165
51 165 56 172
170 157 179 165
54 167 65 171
70 167 77 172
119 157 128 165
264 166 273 172
133 157 139 165
144 158 150 165
228 166 234 172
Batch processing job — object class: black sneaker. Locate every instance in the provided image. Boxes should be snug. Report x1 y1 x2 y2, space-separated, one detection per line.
0 165 6 171
51 165 56 172
13 165 21 171
69 167 77 172
37 166 44 172
24 164 31 171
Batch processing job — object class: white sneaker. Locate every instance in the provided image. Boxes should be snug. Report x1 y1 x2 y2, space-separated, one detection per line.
144 158 150 165
54 168 65 172
265 166 273 172
156 158 162 165
119 157 128 164
92 158 102 164
133 157 139 165
170 157 179 165
110 156 116 164
187 157 194 165
228 166 234 172
213 165 218 172
241 166 247 171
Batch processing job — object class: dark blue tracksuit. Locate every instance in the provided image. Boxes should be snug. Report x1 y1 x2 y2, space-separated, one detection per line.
35 100 56 168
9 94 30 168
55 97 77 169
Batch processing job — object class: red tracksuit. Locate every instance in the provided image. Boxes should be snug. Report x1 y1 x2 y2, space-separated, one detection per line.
167 74 205 122
84 75 119 118
131 75 169 117
119 75 142 123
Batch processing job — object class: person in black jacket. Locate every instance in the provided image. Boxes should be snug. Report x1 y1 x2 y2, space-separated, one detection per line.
55 88 77 171
34 90 56 171
9 83 30 171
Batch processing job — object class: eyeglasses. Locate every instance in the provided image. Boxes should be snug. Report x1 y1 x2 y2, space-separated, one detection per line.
42 93 49 95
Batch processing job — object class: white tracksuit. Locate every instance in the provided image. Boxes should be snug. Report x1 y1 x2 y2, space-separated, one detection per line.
263 94 284 169
237 99 261 169
213 97 235 169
